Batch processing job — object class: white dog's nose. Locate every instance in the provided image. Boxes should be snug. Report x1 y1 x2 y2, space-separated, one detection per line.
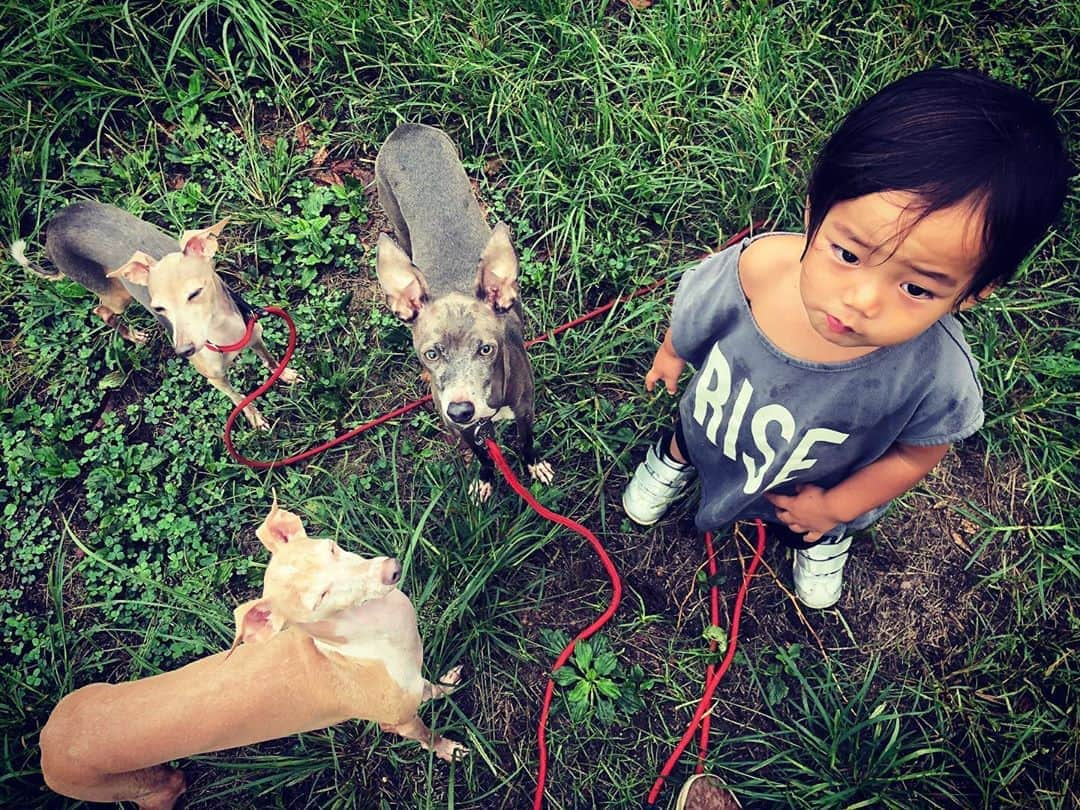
383 559 402 586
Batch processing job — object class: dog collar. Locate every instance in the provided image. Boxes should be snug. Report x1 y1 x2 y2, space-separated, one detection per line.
206 287 266 353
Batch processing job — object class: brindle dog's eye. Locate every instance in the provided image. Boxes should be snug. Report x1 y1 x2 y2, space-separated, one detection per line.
187 288 203 301
478 343 493 356
424 349 439 361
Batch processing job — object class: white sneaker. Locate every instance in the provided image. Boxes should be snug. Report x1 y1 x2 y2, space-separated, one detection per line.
621 440 696 525
793 535 852 609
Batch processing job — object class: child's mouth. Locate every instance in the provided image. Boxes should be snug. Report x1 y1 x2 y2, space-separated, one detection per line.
826 314 854 334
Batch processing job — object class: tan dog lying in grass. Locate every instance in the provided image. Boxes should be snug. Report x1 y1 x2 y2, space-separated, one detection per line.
39 502 467 809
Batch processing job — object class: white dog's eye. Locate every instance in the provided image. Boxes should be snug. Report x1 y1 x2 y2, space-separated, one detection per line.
313 587 330 608
478 343 494 356
424 348 439 361
187 287 203 301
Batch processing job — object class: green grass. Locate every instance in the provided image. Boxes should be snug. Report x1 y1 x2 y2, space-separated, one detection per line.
1 1 1077 808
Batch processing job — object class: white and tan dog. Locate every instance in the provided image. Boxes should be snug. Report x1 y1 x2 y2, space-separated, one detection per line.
39 502 467 809
14 201 301 428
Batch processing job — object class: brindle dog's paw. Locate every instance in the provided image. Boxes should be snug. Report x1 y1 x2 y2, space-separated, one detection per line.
528 460 555 484
469 479 493 503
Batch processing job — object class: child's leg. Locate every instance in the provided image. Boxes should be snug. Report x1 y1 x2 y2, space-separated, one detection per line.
622 422 696 526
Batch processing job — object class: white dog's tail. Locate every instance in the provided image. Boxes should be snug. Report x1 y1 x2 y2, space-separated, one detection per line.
11 238 62 279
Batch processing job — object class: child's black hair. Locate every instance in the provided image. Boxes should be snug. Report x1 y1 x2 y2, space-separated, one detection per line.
805 68 1070 303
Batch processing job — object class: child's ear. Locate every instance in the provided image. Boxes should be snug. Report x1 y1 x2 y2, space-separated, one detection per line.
803 197 811 230
958 284 996 311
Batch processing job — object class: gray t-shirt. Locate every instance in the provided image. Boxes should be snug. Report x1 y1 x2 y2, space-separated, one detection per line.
671 234 985 533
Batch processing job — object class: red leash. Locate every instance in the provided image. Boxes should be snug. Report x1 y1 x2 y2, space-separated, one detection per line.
645 520 766 805
482 439 623 810
487 435 765 807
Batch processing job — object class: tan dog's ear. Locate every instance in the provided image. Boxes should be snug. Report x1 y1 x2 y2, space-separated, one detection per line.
375 234 428 322
227 598 285 658
180 217 229 260
106 251 156 286
255 500 307 552
475 222 519 313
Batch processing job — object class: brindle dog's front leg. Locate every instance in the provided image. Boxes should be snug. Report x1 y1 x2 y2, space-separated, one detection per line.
461 422 497 502
514 407 554 484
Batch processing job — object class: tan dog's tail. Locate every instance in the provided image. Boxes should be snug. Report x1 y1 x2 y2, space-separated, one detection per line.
11 239 63 279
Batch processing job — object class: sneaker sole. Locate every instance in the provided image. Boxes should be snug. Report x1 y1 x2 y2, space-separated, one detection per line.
794 588 842 610
620 490 662 526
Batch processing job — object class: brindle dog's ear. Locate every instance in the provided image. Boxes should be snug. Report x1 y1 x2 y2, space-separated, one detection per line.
376 234 429 322
475 222 519 314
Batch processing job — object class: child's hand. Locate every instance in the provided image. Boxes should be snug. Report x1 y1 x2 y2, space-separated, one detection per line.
764 485 841 542
645 330 686 395
645 352 686 395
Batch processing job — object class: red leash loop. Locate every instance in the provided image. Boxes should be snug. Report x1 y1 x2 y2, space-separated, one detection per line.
221 307 434 469
645 519 767 805
481 439 623 810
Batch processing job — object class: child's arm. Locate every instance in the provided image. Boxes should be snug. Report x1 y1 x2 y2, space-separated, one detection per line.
645 328 686 394
764 442 951 541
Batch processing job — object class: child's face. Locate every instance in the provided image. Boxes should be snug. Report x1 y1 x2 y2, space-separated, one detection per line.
800 192 986 349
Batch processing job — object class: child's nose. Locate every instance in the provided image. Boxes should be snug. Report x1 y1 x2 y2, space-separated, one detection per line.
843 278 883 318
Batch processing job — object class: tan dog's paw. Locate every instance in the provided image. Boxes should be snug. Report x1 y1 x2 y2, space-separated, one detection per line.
140 766 186 810
469 479 493 503
435 737 469 762
278 366 303 384
126 327 150 345
528 460 555 484
439 665 463 690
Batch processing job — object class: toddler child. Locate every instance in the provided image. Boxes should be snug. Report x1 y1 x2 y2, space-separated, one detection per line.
622 67 1069 610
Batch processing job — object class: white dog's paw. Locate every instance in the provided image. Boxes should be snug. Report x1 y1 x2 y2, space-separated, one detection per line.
528 460 555 484
435 738 469 762
469 479 493 503
278 366 303 384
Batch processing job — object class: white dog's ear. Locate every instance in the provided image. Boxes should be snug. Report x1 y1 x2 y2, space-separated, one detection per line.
376 234 428 322
255 500 306 552
180 217 229 259
106 251 156 286
475 222 519 313
228 598 285 657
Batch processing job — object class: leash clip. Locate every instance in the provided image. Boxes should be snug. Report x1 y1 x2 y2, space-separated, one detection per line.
470 419 495 447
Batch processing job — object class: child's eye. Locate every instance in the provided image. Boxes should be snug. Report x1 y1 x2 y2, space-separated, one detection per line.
831 245 859 265
901 282 934 299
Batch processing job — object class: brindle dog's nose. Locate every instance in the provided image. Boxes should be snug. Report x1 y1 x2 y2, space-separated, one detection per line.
447 401 475 424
